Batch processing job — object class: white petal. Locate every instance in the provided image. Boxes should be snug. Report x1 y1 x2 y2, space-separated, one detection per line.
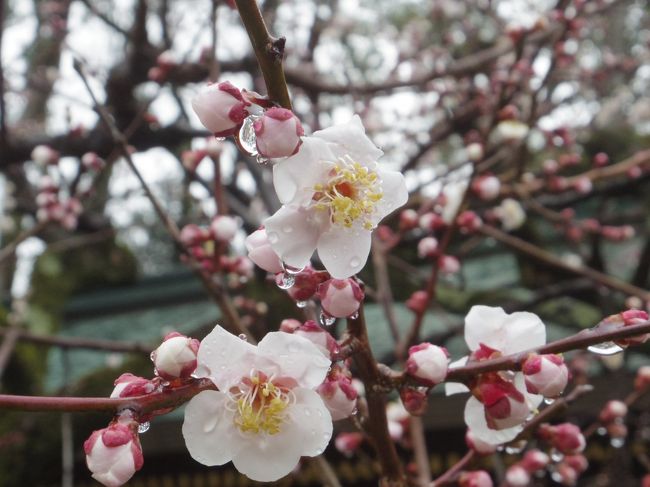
264 206 324 270
313 115 383 165
464 305 546 354
373 169 408 223
272 137 334 206
317 227 371 279
445 357 470 395
285 388 333 456
258 332 331 389
464 396 522 445
182 391 243 466
197 326 256 390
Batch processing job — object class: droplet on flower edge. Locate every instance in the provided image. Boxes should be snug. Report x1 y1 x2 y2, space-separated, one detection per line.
238 333 248 341
238 115 260 156
138 422 150 434
282 263 304 275
587 341 624 356
276 273 295 290
319 311 336 326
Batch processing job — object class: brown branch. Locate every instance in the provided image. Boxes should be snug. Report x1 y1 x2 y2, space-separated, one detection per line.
347 307 406 486
0 378 216 413
479 224 650 302
234 0 292 109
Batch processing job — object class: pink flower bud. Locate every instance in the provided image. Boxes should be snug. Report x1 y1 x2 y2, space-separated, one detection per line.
522 354 569 398
294 320 339 357
554 462 578 486
478 380 529 430
614 309 649 347
317 366 357 420
31 145 59 166
210 215 239 242
564 454 588 473
465 430 498 455
151 332 200 381
539 423 585 454
180 224 208 247
599 400 628 423
627 166 643 179
110 373 156 398
439 254 460 274
334 432 363 457
457 210 482 232
418 212 444 231
520 449 549 472
471 175 500 200
245 228 284 274
82 152 105 171
279 318 301 333
253 107 304 158
191 81 249 137
635 365 650 391
572 176 592 194
84 422 143 487
593 152 609 167
399 209 418 231
543 159 559 174
399 388 428 416
505 465 530 487
406 343 449 386
406 290 428 314
417 237 438 258
318 278 364 318
459 470 493 487
286 266 328 302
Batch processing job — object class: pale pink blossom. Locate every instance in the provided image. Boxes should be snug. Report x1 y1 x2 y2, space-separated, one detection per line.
494 198 526 231
210 215 239 242
191 82 250 137
447 306 546 445
182 326 332 482
245 228 284 274
152 332 200 381
406 343 449 386
318 278 364 318
265 116 408 278
522 353 568 398
471 175 500 200
254 107 304 158
84 421 143 487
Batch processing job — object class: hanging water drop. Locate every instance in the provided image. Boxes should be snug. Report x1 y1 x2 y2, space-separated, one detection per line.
276 273 295 290
283 264 304 274
550 449 564 462
138 422 150 434
597 426 607 436
610 437 625 448
544 398 555 405
587 341 624 356
214 137 226 142
238 115 260 156
319 312 336 326
256 154 269 165
349 311 359 320
296 300 307 308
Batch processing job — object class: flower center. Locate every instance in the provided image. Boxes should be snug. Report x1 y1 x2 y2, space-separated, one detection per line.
312 156 383 230
229 372 293 436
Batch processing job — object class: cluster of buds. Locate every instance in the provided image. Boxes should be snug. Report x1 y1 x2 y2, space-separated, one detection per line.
84 331 201 486
36 176 83 230
538 423 586 455
598 400 628 443
192 82 304 159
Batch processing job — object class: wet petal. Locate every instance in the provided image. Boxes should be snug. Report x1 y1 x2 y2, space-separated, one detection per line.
182 391 244 466
317 227 371 279
258 332 331 389
464 306 545 354
313 115 383 165
373 169 408 223
197 326 255 390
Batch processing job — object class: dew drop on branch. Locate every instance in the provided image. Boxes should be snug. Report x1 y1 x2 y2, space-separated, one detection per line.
587 341 623 355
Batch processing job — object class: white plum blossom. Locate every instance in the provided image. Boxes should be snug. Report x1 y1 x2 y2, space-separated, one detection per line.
447 306 546 445
182 326 332 482
264 116 408 278
493 198 526 231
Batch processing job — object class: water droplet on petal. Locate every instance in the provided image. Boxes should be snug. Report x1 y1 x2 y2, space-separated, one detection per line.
296 300 307 308
588 341 624 355
304 409 312 417
544 398 555 405
319 312 336 326
276 272 295 289
349 257 360 268
149 351 156 363
238 115 260 156
267 232 279 244
282 225 293 234
214 137 226 142
138 422 150 434
238 333 248 341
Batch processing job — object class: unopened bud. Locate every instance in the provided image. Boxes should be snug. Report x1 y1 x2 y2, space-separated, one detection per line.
254 107 304 158
152 332 200 381
318 278 364 318
406 343 449 386
522 354 568 398
191 81 250 137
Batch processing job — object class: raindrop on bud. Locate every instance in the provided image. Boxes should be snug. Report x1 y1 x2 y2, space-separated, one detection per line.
319 312 336 326
138 422 150 434
276 272 295 289
238 115 260 156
